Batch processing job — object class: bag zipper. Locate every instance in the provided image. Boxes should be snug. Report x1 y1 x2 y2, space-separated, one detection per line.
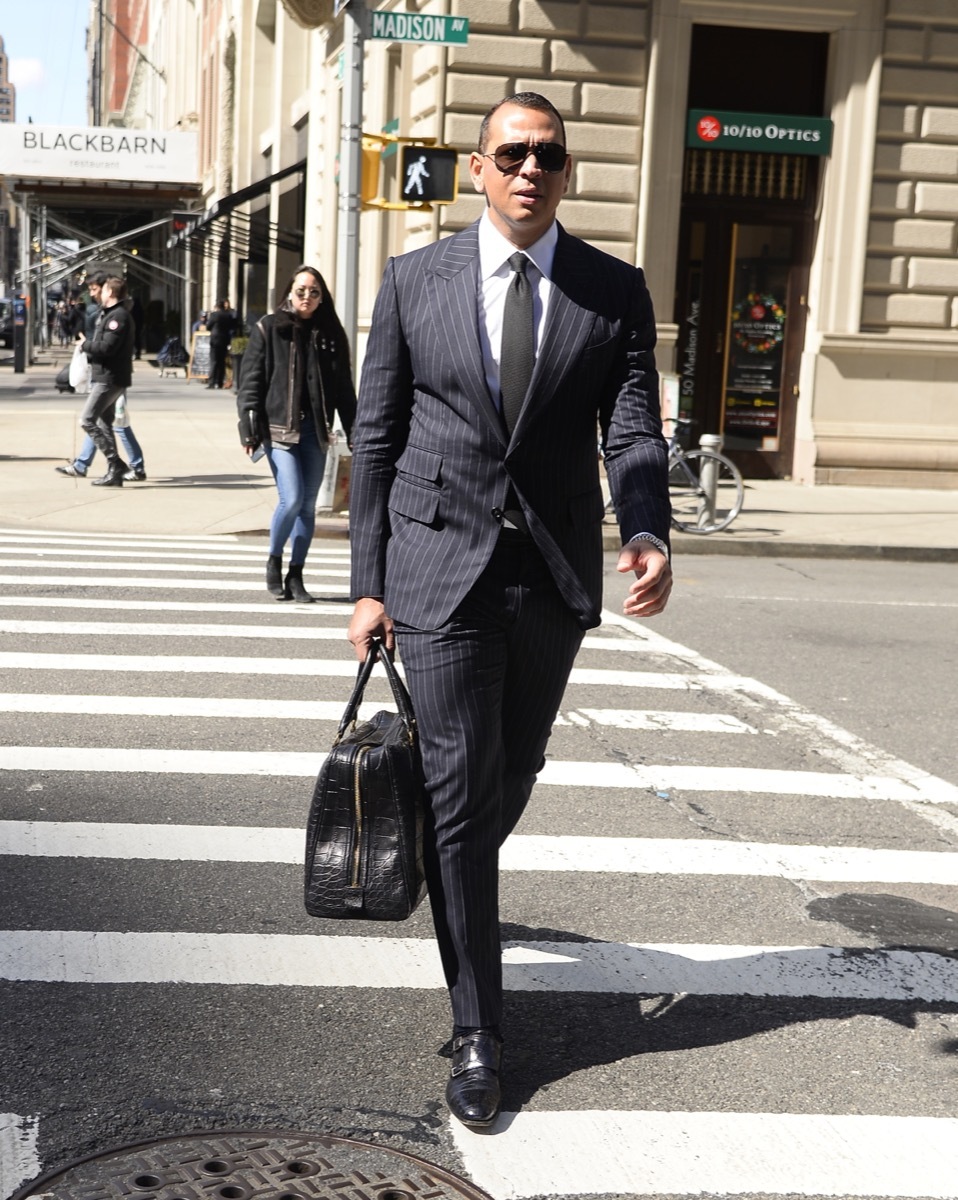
350 745 370 890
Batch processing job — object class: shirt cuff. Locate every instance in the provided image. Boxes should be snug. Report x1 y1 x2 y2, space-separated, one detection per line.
626 532 670 560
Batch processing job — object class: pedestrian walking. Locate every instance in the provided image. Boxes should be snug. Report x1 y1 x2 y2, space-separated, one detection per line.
55 281 146 482
237 265 356 602
75 275 136 488
206 298 235 388
347 91 672 1128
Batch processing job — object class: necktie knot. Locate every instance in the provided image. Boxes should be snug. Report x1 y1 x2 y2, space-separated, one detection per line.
508 252 528 276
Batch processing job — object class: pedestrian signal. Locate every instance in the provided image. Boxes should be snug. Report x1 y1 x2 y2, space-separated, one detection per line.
399 145 458 205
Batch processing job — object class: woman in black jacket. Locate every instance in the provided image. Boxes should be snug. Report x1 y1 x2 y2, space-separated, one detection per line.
237 266 356 601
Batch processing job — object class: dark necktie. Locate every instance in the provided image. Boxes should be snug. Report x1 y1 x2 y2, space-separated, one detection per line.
499 252 534 435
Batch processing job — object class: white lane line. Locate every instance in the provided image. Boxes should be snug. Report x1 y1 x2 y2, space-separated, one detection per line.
0 597 352 615
0 694 755 734
0 526 248 545
0 745 946 801
578 635 652 652
0 655 364 677
556 708 757 733
0 545 350 564
0 620 352 641
0 931 953 1000
0 1114 40 1200
713 592 958 610
0 653 711 689
0 558 351 577
4 821 956 885
451 1110 958 1199
0 533 350 556
0 576 349 594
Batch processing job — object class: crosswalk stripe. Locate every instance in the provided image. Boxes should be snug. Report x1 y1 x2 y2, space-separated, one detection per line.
0 694 755 734
0 930 952 999
0 597 352 615
0 1113 40 1200
451 1110 958 1199
0 576 349 593
0 745 942 800
0 558 352 577
0 620 353 641
0 545 350 564
0 651 733 690
3 820 956 884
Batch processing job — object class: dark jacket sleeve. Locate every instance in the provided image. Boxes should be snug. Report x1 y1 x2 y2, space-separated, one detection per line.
236 319 269 446
330 352 357 443
82 306 132 366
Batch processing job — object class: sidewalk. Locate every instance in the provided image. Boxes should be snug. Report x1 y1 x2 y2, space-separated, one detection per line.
2 353 957 561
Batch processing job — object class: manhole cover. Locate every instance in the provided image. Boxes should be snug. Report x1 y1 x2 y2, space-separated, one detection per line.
12 1130 492 1200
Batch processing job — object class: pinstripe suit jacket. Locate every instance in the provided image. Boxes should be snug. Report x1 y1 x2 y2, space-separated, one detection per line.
349 219 671 632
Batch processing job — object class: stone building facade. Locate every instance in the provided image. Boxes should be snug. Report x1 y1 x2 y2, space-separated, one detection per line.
145 0 958 485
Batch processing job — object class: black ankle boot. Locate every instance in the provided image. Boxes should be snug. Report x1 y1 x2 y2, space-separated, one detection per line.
91 460 128 488
284 564 314 603
266 554 285 599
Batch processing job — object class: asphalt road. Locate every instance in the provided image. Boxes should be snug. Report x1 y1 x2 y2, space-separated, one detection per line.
1 534 956 1200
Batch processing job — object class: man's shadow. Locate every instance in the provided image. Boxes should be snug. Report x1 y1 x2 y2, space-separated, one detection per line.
493 892 958 1111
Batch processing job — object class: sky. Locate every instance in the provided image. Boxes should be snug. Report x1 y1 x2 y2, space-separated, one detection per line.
2 0 90 126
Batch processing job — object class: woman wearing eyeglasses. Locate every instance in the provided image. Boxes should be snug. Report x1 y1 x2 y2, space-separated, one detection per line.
237 265 356 601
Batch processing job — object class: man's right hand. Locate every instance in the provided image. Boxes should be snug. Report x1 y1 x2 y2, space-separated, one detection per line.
348 597 394 661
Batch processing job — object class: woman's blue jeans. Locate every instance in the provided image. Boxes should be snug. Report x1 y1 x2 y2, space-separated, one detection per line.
265 417 327 564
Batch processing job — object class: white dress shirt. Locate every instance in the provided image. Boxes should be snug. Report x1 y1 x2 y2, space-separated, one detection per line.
476 212 558 410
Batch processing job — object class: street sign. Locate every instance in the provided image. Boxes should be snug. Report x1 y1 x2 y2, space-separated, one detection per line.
369 11 469 45
399 145 458 204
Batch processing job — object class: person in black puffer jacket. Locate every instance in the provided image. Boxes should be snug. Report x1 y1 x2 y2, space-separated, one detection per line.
78 275 136 488
237 264 356 601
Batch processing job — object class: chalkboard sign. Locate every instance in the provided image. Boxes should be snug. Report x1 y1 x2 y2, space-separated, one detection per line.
188 330 211 382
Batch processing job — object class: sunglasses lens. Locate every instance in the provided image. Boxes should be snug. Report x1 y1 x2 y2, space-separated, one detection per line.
295 288 320 298
536 143 567 171
492 142 567 172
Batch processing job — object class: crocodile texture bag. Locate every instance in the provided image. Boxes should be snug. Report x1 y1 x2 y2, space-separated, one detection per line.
305 639 426 921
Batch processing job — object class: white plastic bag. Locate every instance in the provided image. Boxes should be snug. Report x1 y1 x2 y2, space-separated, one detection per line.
114 393 129 429
68 343 89 393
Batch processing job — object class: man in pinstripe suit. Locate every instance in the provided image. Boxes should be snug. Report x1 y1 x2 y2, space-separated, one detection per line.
348 92 672 1127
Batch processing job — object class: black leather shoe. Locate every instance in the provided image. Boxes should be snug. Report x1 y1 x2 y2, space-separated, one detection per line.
284 564 315 603
91 462 127 488
445 1030 502 1128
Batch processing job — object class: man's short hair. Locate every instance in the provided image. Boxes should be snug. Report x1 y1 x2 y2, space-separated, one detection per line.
104 275 127 301
90 272 108 287
477 92 567 154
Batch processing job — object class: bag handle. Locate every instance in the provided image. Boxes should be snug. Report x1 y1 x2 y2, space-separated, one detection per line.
335 638 417 745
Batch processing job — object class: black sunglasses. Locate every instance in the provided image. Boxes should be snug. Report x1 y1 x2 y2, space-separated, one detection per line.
293 287 321 299
484 141 568 174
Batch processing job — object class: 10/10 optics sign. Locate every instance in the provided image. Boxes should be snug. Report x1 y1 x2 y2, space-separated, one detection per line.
687 109 833 157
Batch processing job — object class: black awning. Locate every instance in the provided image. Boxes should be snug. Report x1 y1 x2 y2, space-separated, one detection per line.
170 158 306 244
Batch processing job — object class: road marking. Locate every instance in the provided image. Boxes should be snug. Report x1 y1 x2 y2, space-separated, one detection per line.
0 543 350 563
0 744 947 801
451 1110 958 1199
0 930 953 1000
711 592 958 610
0 1113 40 1200
0 620 355 641
0 558 351 577
3 820 956 884
0 694 755 734
0 597 352 615
0 576 349 594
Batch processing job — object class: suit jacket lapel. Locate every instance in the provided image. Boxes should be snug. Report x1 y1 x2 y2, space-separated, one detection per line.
427 222 508 447
511 226 597 442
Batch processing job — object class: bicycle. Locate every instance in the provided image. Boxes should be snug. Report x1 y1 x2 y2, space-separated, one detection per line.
603 418 745 534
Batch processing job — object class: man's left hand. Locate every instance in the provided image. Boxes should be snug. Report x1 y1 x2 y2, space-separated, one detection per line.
616 544 672 617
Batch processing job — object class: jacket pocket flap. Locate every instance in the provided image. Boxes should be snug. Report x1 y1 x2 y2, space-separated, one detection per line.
396 444 442 484
389 477 441 525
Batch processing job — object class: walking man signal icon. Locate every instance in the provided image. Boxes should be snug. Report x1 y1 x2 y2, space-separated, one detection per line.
398 146 459 204
404 154 430 197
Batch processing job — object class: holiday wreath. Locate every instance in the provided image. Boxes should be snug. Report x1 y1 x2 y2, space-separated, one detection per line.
731 292 786 354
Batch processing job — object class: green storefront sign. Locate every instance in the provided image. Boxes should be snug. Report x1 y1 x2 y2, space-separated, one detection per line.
687 109 833 157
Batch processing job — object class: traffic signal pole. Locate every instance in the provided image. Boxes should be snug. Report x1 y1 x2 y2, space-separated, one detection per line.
336 0 365 356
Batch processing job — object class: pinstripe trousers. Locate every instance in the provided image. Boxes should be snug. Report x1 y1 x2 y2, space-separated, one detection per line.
396 534 584 1028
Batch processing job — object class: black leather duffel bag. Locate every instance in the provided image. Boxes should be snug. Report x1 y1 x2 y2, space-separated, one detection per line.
304 638 426 921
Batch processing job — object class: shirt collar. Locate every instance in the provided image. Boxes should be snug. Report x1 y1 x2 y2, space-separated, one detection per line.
478 211 559 282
